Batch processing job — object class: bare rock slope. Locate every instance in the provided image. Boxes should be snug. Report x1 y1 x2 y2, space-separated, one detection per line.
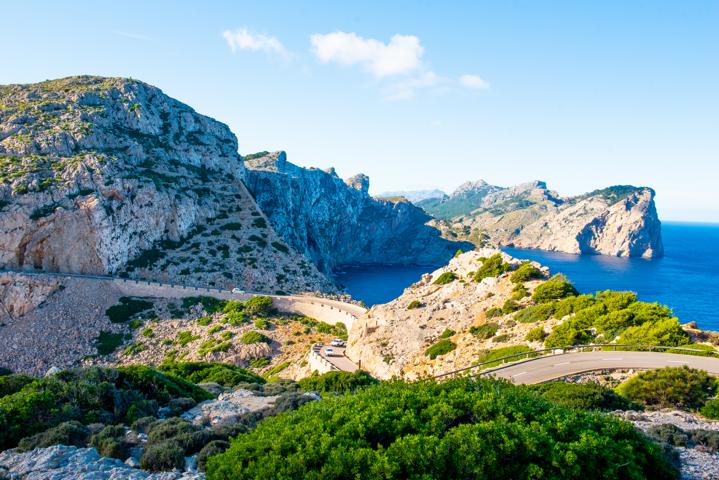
0 76 331 293
421 181 663 258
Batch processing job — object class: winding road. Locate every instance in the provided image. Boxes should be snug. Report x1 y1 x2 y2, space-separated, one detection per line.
477 350 719 384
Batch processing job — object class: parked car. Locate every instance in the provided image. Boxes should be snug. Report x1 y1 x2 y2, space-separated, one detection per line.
330 339 345 347
324 347 336 357
231 287 245 294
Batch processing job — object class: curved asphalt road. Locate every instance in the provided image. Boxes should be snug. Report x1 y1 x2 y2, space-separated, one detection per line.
479 351 719 384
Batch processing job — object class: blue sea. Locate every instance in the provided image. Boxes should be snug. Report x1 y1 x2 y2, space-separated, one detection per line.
334 222 719 331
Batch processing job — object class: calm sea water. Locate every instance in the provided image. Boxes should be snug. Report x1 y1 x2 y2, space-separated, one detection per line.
334 222 719 331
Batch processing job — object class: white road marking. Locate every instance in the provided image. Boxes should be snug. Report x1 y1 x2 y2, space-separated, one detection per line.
512 372 528 378
553 362 570 366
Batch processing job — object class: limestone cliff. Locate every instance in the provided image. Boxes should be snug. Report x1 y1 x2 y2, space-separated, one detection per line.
244 151 472 272
422 181 663 258
0 76 332 293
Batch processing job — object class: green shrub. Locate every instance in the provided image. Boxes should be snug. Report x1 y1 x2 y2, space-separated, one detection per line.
196 316 213 326
206 378 677 479
18 421 90 451
433 272 458 285
491 334 511 343
142 327 155 338
243 296 274 317
198 440 230 471
470 323 499 340
510 262 543 283
617 318 689 346
424 339 456 359
0 374 34 397
475 345 535 369
472 253 510 282
407 300 423 310
249 357 271 369
616 366 717 410
141 442 185 471
692 429 719 452
646 424 689 447
501 299 519 314
264 362 290 378
95 331 127 355
514 303 555 323
667 343 717 356
298 370 378 394
240 331 272 345
253 318 269 329
527 382 638 411
439 328 455 339
532 275 579 303
525 326 547 342
175 330 200 346
511 283 528 300
105 297 154 323
485 307 503 318
700 399 719 419
90 425 131 459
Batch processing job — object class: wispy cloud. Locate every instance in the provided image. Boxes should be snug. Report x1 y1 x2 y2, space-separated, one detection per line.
310 31 489 100
223 28 289 59
114 31 150 41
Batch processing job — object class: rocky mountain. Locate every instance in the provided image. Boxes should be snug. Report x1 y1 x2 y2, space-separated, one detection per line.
243 151 472 273
420 180 663 258
0 76 332 293
376 188 446 203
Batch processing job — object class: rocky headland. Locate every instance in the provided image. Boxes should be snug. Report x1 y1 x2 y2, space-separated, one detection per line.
419 180 663 258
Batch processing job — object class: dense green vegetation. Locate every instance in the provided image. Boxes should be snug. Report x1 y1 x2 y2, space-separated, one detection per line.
105 297 154 323
532 275 579 303
424 339 457 359
474 345 535 369
527 382 638 411
157 362 264 387
240 331 272 345
473 253 510 282
207 378 677 479
298 370 378 394
510 262 543 283
470 322 499 339
525 326 547 342
616 367 718 410
433 271 458 285
0 366 212 450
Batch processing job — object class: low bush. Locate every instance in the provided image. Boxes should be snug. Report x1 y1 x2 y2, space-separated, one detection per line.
700 399 719 419
18 421 90 451
240 331 272 345
206 378 677 479
617 318 689 346
524 326 547 342
141 442 185 471
95 331 128 355
253 318 269 329
407 300 423 310
646 424 689 447
424 339 456 359
472 253 511 282
198 440 230 471
511 283 528 300
298 370 378 394
474 345 535 370
510 262 543 283
433 272 458 285
243 296 275 317
492 334 511 343
105 297 154 323
439 328 455 339
485 307 503 318
0 374 34 397
532 275 579 303
158 362 264 387
470 323 499 340
90 425 131 459
527 382 638 411
616 366 717 410
501 299 519 314
514 303 555 323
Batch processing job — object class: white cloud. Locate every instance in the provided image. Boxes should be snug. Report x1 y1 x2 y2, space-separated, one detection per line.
223 28 289 58
382 71 447 101
459 74 490 90
310 32 424 78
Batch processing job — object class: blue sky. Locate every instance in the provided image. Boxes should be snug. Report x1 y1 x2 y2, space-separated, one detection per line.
2 1 717 221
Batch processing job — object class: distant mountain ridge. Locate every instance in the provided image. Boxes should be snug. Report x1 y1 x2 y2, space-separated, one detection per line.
419 179 663 258
376 189 446 203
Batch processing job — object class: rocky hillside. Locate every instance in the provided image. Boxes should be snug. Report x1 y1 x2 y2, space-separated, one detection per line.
346 249 703 380
243 151 472 273
420 180 663 258
0 76 332 293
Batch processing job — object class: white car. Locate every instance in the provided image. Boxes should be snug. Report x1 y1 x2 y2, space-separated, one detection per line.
324 347 336 357
330 339 345 347
231 288 245 294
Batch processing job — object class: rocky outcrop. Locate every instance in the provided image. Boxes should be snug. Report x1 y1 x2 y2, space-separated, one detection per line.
345 249 556 379
244 151 472 273
422 180 663 258
0 76 332 293
0 445 204 479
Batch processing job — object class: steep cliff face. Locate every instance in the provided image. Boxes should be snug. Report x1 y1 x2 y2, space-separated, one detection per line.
243 152 472 273
424 181 663 258
0 76 332 293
